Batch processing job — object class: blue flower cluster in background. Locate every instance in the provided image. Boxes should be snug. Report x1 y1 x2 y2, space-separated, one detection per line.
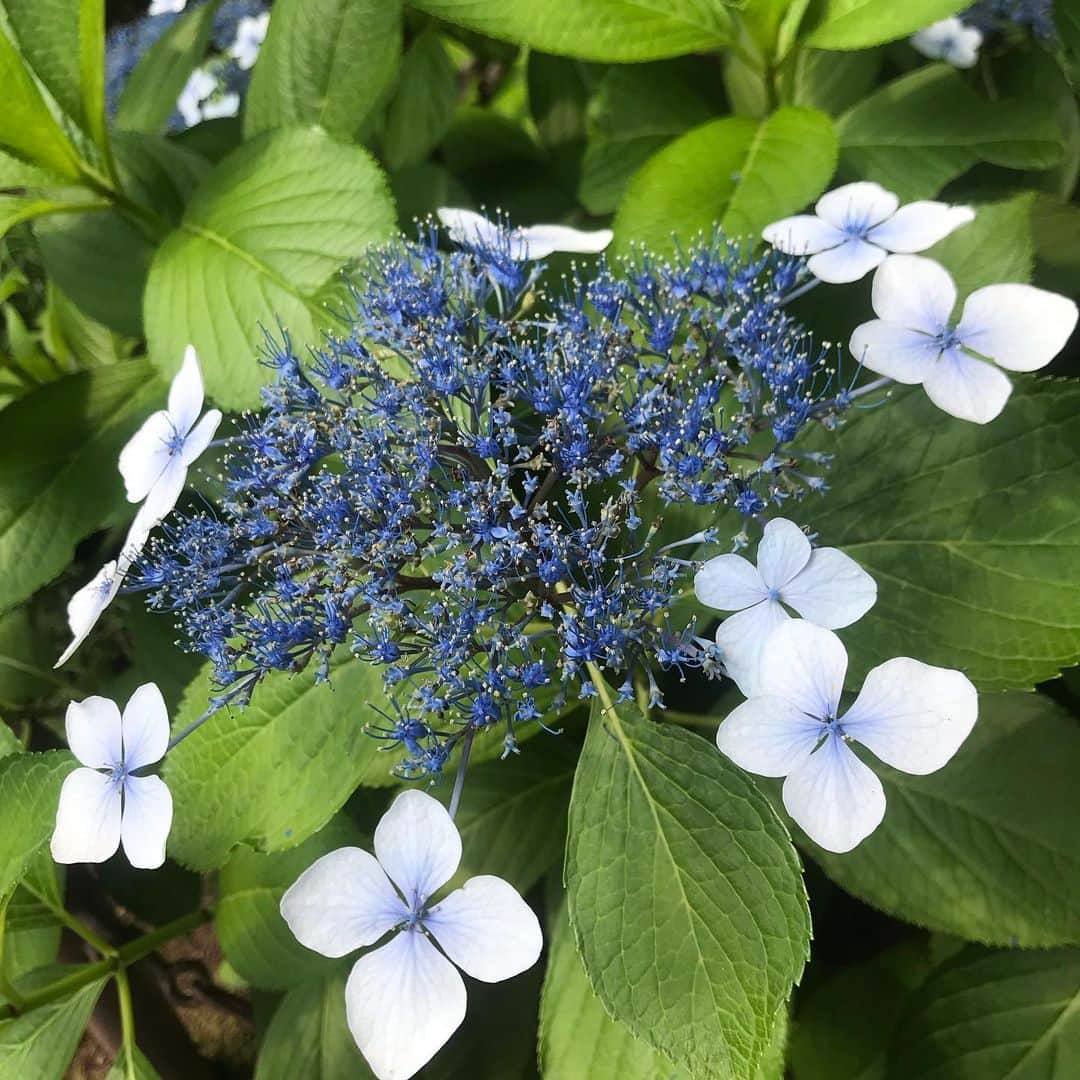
964 0 1057 43
133 222 859 778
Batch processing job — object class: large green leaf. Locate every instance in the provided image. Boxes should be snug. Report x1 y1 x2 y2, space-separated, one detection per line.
0 194 109 245
144 127 396 410
613 108 836 253
804 379 1080 690
804 0 967 48
410 0 734 60
565 696 810 1078
0 974 105 1074
0 361 164 616
797 694 1080 947
837 65 1064 201
245 0 402 142
164 653 398 871
217 816 361 990
886 946 1080 1078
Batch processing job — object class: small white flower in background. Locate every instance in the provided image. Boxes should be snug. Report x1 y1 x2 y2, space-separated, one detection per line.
281 790 542 1080
717 621 977 853
695 518 876 695
910 17 983 68
229 12 270 70
148 0 187 15
851 255 1079 424
177 67 239 127
437 207 614 261
51 684 174 869
762 182 974 284
119 345 222 525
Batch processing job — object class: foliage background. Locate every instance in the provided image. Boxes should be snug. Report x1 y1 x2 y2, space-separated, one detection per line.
0 0 1079 1076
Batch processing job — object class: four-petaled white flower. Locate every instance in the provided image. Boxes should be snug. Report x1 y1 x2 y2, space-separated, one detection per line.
149 0 187 15
717 620 977 853
229 12 270 70
762 182 974 283
51 684 174 869
851 255 1079 424
281 790 542 1080
437 207 613 261
695 518 876 695
910 17 983 69
177 68 239 127
119 345 222 525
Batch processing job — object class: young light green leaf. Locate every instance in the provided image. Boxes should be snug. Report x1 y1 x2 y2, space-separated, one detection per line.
804 0 967 49
887 946 1080 1078
245 0 402 141
144 127 396 410
804 380 1080 691
566 696 810 1078
0 974 105 1075
614 108 836 253
105 1046 161 1080
0 361 164 616
409 0 734 61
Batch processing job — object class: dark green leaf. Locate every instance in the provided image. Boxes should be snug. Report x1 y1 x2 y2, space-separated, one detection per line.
0 973 105 1074
804 0 967 49
383 30 458 171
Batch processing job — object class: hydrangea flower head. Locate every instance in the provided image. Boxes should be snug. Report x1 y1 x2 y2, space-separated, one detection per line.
281 790 542 1080
910 17 983 67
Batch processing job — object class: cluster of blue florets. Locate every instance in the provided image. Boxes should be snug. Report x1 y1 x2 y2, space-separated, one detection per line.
965 0 1057 41
135 222 849 778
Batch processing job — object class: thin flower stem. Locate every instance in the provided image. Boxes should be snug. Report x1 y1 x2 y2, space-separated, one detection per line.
20 880 117 958
780 277 821 305
447 728 475 821
115 968 137 1080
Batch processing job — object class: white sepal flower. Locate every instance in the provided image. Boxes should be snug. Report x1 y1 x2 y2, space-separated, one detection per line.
910 17 983 68
762 182 974 283
281 790 542 1080
149 0 187 15
229 12 270 70
119 345 222 524
436 207 613 261
717 621 977 853
51 683 174 869
177 67 218 128
695 518 876 694
851 255 1079 424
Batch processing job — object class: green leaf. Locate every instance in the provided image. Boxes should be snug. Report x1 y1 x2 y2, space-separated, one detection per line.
0 751 72 900
217 816 362 990
164 653 398 871
0 607 58 707
144 127 396 410
409 0 734 61
116 0 224 134
541 898 687 1079
1032 193 1080 296
565 696 810 1078
0 974 105 1074
886 946 1080 1078
613 107 836 253
797 693 1080 947
0 195 109 247
804 379 1080 691
105 1046 161 1080
804 0 966 49
786 47 882 116
382 29 458 171
0 28 81 179
1 860 64 1001
0 360 164 616
255 974 372 1080
837 65 1065 201
245 0 402 142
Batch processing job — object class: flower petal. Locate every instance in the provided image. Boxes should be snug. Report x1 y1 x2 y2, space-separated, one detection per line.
716 695 825 777
714 599 789 697
345 931 467 1080
424 875 542 982
140 457 188 526
870 255 956 334
281 847 408 958
437 207 501 248
781 548 877 629
757 620 847 720
50 768 121 864
783 734 886 853
866 202 975 253
956 284 1079 373
808 238 887 284
922 347 1013 424
761 215 846 255
815 182 899 231
167 345 205 435
121 683 170 771
517 224 613 259
118 410 175 504
180 408 222 467
66 695 123 770
374 790 462 909
756 518 812 591
841 657 978 775
849 320 941 383
694 553 767 612
120 775 173 869
55 562 119 668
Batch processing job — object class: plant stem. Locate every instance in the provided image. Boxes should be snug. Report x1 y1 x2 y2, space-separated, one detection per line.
115 968 137 1080
447 728 475 820
21 880 117 958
